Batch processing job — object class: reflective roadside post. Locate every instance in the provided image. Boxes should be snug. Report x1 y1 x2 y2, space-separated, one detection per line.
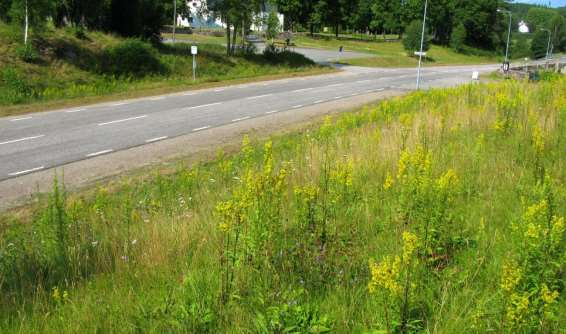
191 46 198 81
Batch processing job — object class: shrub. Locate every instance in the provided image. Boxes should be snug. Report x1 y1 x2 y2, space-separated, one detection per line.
403 20 429 56
450 23 467 52
262 46 314 67
15 43 40 62
100 39 166 77
0 68 34 104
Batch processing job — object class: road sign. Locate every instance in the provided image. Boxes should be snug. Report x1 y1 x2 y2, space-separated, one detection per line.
191 46 198 81
414 51 427 56
502 61 510 72
472 71 479 81
191 46 198 55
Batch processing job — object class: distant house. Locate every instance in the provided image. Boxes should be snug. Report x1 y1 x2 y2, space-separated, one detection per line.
518 21 530 34
177 0 283 32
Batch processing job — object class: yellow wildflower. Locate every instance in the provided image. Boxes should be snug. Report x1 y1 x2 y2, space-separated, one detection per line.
402 231 419 264
368 256 401 296
383 173 394 191
500 262 522 293
506 293 529 327
52 287 61 303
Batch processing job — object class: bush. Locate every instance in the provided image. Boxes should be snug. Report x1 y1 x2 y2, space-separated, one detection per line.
403 20 429 56
0 68 34 104
262 46 315 67
450 23 467 52
15 44 40 62
100 39 166 77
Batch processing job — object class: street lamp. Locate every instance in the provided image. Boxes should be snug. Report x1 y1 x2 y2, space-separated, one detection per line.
541 28 552 62
416 0 429 90
497 9 512 65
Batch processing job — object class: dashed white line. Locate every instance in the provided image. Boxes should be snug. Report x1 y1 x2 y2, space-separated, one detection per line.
183 92 196 96
214 89 225 92
333 96 344 100
149 96 165 101
145 136 168 143
357 80 371 84
313 100 326 104
10 117 32 122
192 126 211 132
291 105 304 109
350 93 358 96
265 110 279 114
98 115 148 126
326 83 343 88
0 135 45 146
86 149 113 158
232 116 251 122
65 108 86 113
8 166 45 177
111 102 128 107
292 88 313 93
187 102 221 110
246 94 272 100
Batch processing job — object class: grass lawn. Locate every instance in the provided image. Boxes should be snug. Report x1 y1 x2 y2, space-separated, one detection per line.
0 76 564 333
290 34 501 67
0 25 330 118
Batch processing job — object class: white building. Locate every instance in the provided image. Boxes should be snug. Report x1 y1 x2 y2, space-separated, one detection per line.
518 21 530 34
177 0 284 32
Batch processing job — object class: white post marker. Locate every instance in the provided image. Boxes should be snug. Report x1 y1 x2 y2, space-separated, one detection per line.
191 46 198 81
472 71 480 82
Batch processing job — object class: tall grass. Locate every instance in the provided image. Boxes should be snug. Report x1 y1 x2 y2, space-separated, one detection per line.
0 77 565 332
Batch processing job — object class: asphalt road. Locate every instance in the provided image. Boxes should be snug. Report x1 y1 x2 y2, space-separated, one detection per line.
0 64 498 182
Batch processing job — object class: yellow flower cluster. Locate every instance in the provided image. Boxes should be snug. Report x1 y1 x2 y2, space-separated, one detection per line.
500 262 522 293
368 256 401 296
532 125 545 154
330 158 354 189
506 293 529 327
383 173 394 191
396 146 431 183
436 169 458 192
541 284 560 316
402 231 419 264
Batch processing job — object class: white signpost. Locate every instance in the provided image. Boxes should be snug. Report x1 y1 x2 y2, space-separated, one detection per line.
414 51 427 57
191 46 198 81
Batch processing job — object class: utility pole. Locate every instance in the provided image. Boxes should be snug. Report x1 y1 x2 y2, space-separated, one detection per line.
541 28 552 66
416 0 428 90
173 0 177 44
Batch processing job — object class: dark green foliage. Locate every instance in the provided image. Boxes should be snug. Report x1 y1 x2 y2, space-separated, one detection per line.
511 34 531 59
450 23 466 52
262 47 315 67
0 67 33 103
100 40 166 77
15 43 39 62
531 29 549 59
403 20 429 55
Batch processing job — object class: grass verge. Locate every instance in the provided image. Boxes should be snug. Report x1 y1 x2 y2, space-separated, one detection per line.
0 77 565 333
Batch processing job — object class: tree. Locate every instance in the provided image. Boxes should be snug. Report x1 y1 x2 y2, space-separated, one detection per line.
266 10 280 42
403 19 429 55
549 14 566 53
531 29 549 59
371 0 403 38
526 7 555 32
7 0 54 43
450 23 466 52
454 0 501 50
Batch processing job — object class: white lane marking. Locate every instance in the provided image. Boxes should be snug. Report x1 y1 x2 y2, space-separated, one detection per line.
86 149 113 157
8 166 44 177
262 83 270 86
246 94 272 100
187 102 221 110
0 135 45 146
232 116 251 122
237 85 249 89
357 80 371 84
350 93 358 96
313 100 326 104
375 88 385 91
193 126 211 132
145 136 168 143
291 105 304 109
65 108 86 113
183 92 196 96
98 115 148 126
149 96 165 101
326 83 343 88
111 102 128 107
292 88 313 93
265 110 279 114
333 96 344 99
214 89 225 92
10 117 32 122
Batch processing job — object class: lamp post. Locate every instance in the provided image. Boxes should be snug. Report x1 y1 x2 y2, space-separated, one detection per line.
416 0 428 90
497 9 512 66
541 28 552 62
